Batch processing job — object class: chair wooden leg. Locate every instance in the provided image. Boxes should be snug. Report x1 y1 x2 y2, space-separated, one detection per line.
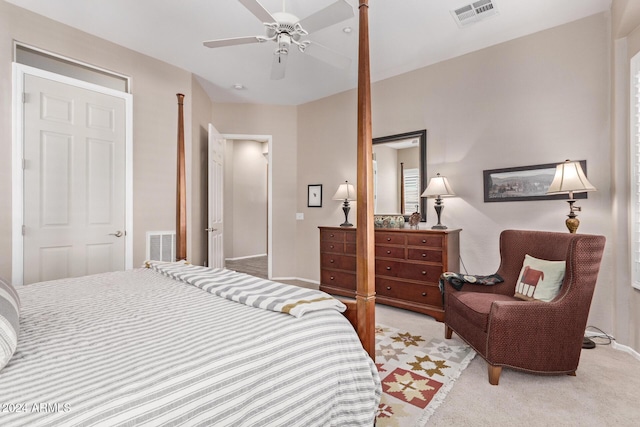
567 371 576 377
445 324 453 339
488 364 502 385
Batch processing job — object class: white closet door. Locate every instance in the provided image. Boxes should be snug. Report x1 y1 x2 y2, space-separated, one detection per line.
207 123 225 268
22 73 127 284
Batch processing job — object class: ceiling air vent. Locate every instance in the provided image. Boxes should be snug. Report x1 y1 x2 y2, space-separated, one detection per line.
451 0 499 28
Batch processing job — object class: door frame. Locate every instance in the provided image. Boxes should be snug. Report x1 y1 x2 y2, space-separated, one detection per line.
221 133 273 279
11 63 134 285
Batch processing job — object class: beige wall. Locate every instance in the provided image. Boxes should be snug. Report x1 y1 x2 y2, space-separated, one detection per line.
297 13 615 340
210 103 297 278
0 1 209 278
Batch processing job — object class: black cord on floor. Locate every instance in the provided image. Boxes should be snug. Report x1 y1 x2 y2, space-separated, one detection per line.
585 325 615 346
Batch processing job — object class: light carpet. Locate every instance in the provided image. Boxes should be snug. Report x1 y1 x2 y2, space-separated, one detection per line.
375 323 476 427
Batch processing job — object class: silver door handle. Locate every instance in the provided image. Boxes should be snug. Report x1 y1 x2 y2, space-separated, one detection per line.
205 228 218 232
109 230 124 237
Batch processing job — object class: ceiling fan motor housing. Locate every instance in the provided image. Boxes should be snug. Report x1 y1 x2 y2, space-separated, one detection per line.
270 12 302 41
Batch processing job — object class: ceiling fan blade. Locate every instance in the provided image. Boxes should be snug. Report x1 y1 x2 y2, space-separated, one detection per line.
270 53 288 80
203 36 263 48
297 0 354 34
304 42 351 70
239 0 276 23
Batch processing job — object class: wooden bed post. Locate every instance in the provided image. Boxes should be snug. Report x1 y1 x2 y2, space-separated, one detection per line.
355 0 376 359
176 93 187 261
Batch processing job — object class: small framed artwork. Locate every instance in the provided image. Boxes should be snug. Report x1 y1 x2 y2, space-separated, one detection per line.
483 161 588 202
308 184 323 207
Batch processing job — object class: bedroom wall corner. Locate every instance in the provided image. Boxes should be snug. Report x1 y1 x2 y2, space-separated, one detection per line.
611 0 640 354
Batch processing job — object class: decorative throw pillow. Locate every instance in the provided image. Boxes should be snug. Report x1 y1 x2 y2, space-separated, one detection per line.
0 276 20 371
514 255 565 302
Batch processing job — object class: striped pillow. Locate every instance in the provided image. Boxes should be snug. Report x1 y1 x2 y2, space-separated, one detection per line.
0 277 20 371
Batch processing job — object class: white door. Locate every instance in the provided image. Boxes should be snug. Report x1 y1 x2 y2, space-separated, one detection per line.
207 123 225 268
22 73 127 284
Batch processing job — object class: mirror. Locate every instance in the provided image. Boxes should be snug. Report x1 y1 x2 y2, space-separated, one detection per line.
372 130 427 222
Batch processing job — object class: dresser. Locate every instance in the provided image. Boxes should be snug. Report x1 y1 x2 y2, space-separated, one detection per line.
319 226 460 321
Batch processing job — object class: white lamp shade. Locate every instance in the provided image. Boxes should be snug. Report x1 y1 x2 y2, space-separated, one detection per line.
332 182 356 201
421 174 455 198
547 161 596 194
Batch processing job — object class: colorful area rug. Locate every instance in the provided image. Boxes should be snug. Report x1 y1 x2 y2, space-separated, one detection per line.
375 324 476 426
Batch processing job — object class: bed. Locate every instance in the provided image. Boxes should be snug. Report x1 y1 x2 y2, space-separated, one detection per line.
0 263 380 426
1 1 379 425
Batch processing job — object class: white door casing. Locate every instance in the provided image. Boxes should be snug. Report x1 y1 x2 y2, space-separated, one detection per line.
12 64 133 285
207 123 225 268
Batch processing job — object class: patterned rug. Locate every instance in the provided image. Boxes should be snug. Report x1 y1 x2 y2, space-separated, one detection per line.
375 324 476 426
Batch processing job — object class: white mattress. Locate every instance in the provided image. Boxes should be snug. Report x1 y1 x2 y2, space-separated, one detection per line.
0 268 380 426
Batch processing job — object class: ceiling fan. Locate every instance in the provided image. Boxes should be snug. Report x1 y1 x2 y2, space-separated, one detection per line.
203 0 354 80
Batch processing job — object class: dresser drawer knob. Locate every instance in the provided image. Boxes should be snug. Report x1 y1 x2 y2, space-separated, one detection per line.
330 276 335 280
330 259 335 263
330 245 335 249
386 266 392 270
330 234 335 237
386 250 391 254
387 237 391 241
422 253 426 257
422 271 426 275
422 239 427 243
422 292 427 297
386 286 391 290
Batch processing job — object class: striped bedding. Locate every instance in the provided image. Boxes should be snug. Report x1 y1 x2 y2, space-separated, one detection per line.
0 268 381 426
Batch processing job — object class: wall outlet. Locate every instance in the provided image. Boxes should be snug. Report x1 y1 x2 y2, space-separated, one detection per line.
296 213 304 220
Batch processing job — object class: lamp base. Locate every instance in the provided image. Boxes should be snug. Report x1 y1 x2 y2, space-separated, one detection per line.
432 198 447 230
340 203 353 227
565 200 580 234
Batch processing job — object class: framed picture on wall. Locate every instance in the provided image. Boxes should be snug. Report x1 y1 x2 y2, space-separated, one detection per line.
483 161 588 202
308 184 323 207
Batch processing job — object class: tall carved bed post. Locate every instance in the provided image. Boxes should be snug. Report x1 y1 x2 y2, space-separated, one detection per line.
356 0 376 359
176 93 187 261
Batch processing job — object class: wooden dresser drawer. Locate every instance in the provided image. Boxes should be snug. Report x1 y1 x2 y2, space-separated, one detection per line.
321 253 356 271
321 269 356 290
375 259 443 282
321 229 347 242
321 240 345 254
407 234 443 248
375 232 405 245
407 248 443 263
345 243 356 254
375 245 405 259
376 278 442 307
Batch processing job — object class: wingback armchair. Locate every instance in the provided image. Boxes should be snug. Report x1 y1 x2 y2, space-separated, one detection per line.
443 229 606 385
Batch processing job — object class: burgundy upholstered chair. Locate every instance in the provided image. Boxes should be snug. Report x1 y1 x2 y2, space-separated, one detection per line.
443 229 606 385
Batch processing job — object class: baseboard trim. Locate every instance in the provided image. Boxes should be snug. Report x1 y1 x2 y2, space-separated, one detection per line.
271 276 320 285
225 254 267 261
612 341 640 361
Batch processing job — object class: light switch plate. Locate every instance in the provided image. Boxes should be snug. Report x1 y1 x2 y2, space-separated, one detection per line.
296 213 304 220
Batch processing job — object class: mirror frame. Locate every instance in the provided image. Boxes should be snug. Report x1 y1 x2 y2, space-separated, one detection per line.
372 129 427 222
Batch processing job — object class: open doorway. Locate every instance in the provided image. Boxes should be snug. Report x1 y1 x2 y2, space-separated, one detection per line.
215 133 272 278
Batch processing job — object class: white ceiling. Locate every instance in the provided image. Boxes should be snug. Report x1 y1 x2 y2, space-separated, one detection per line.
7 0 612 106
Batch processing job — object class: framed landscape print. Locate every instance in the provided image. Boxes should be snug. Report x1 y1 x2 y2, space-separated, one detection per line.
308 184 323 207
483 161 588 202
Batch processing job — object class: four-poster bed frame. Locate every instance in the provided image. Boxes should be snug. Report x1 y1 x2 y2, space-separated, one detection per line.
175 0 376 359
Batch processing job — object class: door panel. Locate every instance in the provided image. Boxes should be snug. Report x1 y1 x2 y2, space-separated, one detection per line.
207 123 225 268
23 74 126 284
